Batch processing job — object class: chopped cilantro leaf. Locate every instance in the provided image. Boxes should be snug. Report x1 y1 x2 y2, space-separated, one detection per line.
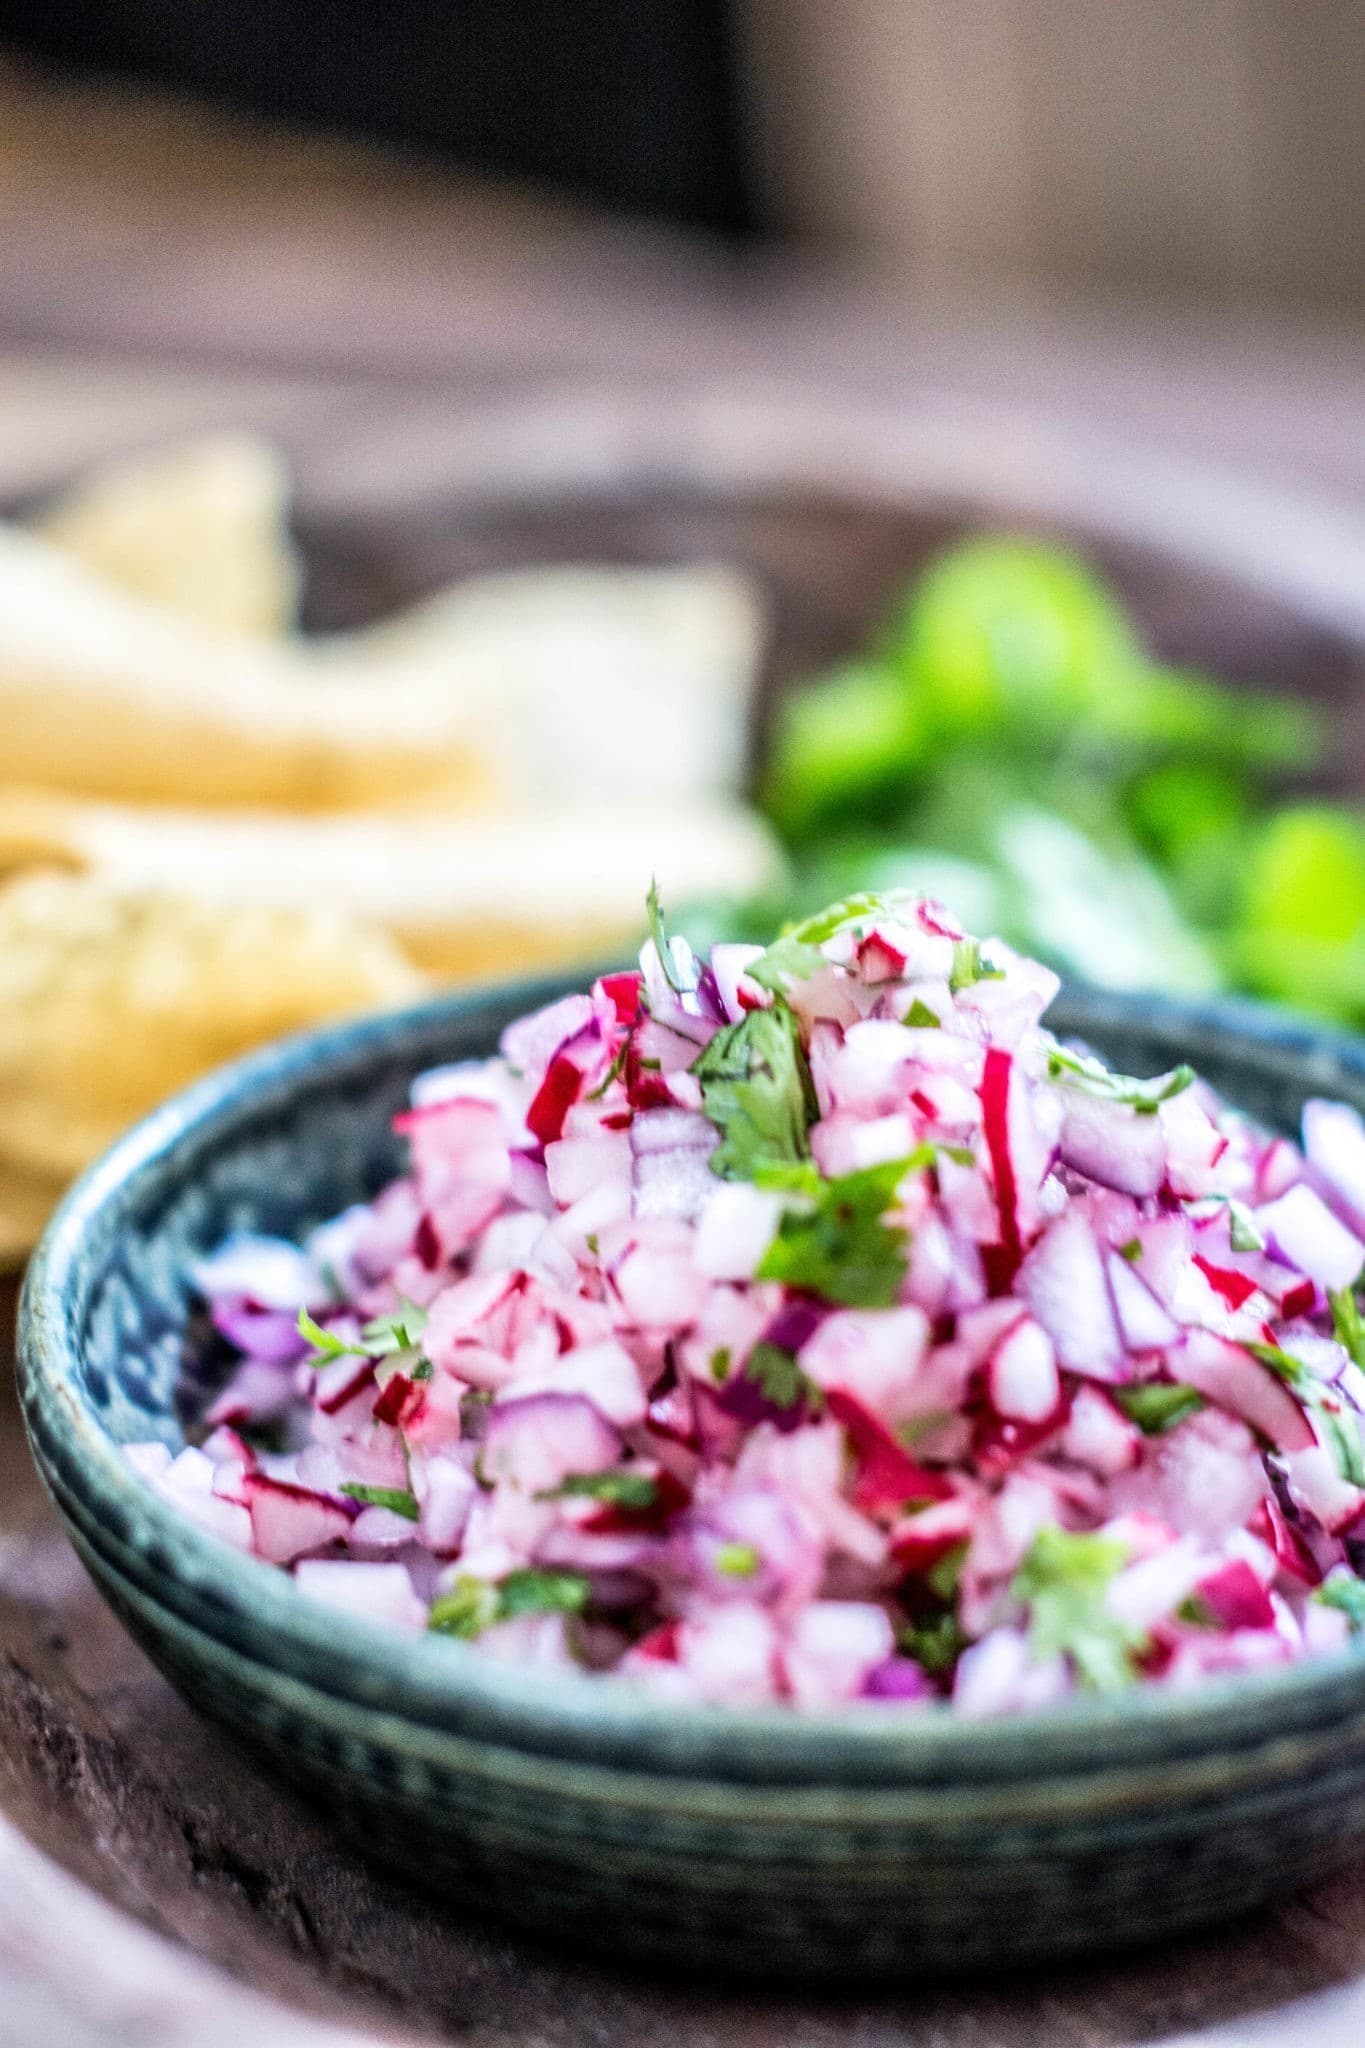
410 1357 434 1382
498 1568 592 1620
339 1483 420 1520
757 1157 912 1308
1012 1526 1143 1692
715 1542 761 1578
428 1568 592 1640
1117 1237 1143 1263
540 1470 659 1509
428 1576 502 1639
904 997 942 1027
298 1300 428 1365
360 1298 429 1356
1331 1286 1365 1371
708 1347 732 1385
1198 1192 1265 1252
1045 1045 1195 1116
925 1540 968 1602
747 892 906 993
949 937 1005 991
1246 1340 1365 1485
898 1611 966 1675
743 1340 818 1412
1317 1571 1365 1632
585 1042 628 1101
296 1308 367 1361
691 1000 817 1181
1112 1383 1205 1434
646 878 689 995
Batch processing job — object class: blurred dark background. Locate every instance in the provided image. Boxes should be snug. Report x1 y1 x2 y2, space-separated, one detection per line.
0 0 754 233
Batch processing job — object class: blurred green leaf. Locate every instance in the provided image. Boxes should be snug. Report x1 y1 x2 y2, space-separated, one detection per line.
892 536 1140 742
761 661 924 838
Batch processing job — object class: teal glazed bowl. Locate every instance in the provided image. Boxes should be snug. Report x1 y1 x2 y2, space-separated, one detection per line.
19 978 1365 1979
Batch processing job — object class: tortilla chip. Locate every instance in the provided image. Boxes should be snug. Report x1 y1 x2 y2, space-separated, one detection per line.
0 786 784 980
0 869 425 1184
38 433 301 636
0 521 493 808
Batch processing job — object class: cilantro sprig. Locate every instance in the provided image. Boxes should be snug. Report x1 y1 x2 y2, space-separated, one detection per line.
645 878 695 997
428 1568 592 1639
1317 1570 1365 1632
538 1470 660 1509
1112 1383 1205 1434
1013 1526 1145 1692
691 999 817 1181
1044 1044 1195 1116
297 1299 429 1365
1330 1286 1365 1371
756 1156 914 1308
1246 1340 1365 1485
340 1483 420 1520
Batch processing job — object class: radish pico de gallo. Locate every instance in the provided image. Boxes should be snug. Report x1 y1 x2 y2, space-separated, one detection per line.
128 891 1365 1714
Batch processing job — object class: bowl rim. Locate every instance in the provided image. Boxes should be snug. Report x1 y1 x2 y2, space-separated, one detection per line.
20 975 1365 1785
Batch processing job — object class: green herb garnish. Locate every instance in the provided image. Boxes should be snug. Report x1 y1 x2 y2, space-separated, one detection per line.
898 1611 966 1675
1112 1383 1205 1434
539 1470 659 1509
1013 1526 1144 1693
691 999 817 1181
646 877 689 995
1044 1044 1195 1116
949 936 1005 991
756 1156 912 1308
428 1567 592 1640
904 997 942 1027
1317 1571 1365 1632
339 1483 420 1520
1331 1286 1365 1371
742 1340 820 1412
715 1542 761 1579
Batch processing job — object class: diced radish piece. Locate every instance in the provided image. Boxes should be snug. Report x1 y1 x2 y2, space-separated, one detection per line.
191 1233 325 1312
1104 1535 1203 1631
499 991 595 1086
1180 1332 1316 1452
1018 1212 1125 1381
1195 1558 1277 1631
1191 1256 1260 1312
612 1229 709 1331
985 1317 1059 1423
482 1391 620 1494
863 1657 936 1701
889 1496 974 1574
1282 1443 1365 1533
1107 1252 1180 1351
513 1336 647 1430
800 1305 930 1413
710 944 766 1022
1161 1093 1229 1199
825 1386 953 1513
293 1560 426 1631
1303 1098 1365 1233
1256 1184 1365 1293
783 1601 896 1709
243 1474 354 1564
1057 1385 1142 1476
694 1181 783 1281
545 1130 632 1208
1056 1092 1167 1197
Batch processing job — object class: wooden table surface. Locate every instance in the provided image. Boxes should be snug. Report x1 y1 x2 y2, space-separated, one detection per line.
4 55 1365 2048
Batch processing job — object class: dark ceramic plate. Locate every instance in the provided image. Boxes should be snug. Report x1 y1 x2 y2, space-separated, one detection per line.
18 975 1365 1980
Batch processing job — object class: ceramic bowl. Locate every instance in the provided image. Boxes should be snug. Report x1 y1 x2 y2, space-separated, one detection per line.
18 978 1365 1980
